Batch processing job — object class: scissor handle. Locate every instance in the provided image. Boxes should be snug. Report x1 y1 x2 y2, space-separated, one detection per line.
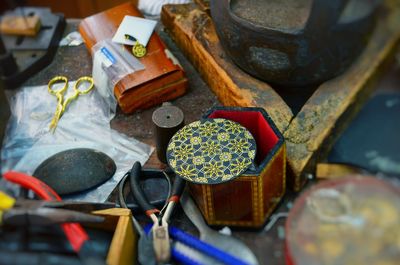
48 76 68 95
74 76 94 95
61 76 94 111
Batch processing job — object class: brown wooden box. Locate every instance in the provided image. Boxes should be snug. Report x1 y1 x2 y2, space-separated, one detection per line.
79 2 189 114
189 107 286 228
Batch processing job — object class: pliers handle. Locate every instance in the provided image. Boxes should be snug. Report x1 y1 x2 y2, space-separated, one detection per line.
3 171 105 265
2 207 104 226
129 162 186 264
129 162 186 222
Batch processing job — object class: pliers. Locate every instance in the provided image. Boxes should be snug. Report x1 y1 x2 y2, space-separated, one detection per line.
130 162 186 264
0 195 107 227
2 171 107 265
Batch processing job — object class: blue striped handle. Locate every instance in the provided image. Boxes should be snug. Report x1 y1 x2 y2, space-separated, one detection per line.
169 226 250 265
172 247 206 265
144 224 251 265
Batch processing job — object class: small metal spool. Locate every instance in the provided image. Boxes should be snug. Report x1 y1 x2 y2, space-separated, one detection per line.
152 102 184 163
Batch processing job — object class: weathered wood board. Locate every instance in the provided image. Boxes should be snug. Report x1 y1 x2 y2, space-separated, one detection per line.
161 1 400 190
161 4 294 133
193 0 210 14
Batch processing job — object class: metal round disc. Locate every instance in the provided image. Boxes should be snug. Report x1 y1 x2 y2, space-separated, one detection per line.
166 118 256 184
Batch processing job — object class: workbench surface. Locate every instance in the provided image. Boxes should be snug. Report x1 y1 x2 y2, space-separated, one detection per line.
18 20 400 265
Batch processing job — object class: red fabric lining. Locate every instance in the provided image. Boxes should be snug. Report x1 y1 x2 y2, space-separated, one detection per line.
208 110 279 165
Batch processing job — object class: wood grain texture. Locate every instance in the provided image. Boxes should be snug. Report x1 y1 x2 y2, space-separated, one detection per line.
0 15 41 36
193 0 210 13
79 2 188 113
284 1 400 189
161 4 293 134
161 0 400 190
316 163 364 179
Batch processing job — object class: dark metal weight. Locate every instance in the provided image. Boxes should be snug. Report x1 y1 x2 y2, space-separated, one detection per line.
152 103 184 163
211 0 381 88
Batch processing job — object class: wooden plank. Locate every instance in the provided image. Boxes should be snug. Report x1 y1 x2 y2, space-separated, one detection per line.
161 1 400 190
107 215 135 265
193 0 210 13
0 15 41 36
284 1 400 189
161 4 293 134
92 208 136 265
316 163 364 179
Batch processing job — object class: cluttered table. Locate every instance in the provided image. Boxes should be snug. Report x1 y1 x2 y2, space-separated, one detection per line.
2 2 400 264
14 19 285 265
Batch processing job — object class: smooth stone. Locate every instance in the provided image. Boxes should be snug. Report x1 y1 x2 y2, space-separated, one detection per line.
33 148 116 195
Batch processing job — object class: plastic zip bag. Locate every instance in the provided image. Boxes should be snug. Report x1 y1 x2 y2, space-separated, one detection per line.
1 82 153 202
92 39 145 115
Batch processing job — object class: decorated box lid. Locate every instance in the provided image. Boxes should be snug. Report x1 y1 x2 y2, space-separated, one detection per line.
166 118 257 184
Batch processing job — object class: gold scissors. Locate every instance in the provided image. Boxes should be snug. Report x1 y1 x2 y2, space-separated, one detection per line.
47 76 94 132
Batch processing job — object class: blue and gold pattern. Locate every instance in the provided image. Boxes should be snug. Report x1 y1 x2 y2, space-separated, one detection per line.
167 119 256 184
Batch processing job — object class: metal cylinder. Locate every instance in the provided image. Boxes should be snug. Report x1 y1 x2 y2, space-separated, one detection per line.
152 102 184 164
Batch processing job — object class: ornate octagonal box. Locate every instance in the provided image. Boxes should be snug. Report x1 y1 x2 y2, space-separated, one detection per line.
188 107 286 228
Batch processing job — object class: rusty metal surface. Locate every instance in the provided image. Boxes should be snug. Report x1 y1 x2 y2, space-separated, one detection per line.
211 0 381 87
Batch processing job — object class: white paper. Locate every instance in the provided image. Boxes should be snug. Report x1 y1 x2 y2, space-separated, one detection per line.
112 15 157 46
138 0 192 16
59 31 83 46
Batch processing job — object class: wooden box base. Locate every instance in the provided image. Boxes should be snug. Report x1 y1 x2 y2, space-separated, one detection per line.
189 107 286 228
79 2 189 114
161 0 400 191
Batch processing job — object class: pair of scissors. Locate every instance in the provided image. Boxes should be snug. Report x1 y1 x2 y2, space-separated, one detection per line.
129 161 186 264
47 76 94 132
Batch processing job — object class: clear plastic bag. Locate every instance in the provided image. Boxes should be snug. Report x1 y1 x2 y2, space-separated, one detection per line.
1 81 153 202
92 39 145 115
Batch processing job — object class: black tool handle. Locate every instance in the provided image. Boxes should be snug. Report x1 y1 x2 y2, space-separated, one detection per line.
169 177 186 203
129 162 160 216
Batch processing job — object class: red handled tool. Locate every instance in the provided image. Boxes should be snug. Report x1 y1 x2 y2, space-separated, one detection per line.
3 171 106 265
